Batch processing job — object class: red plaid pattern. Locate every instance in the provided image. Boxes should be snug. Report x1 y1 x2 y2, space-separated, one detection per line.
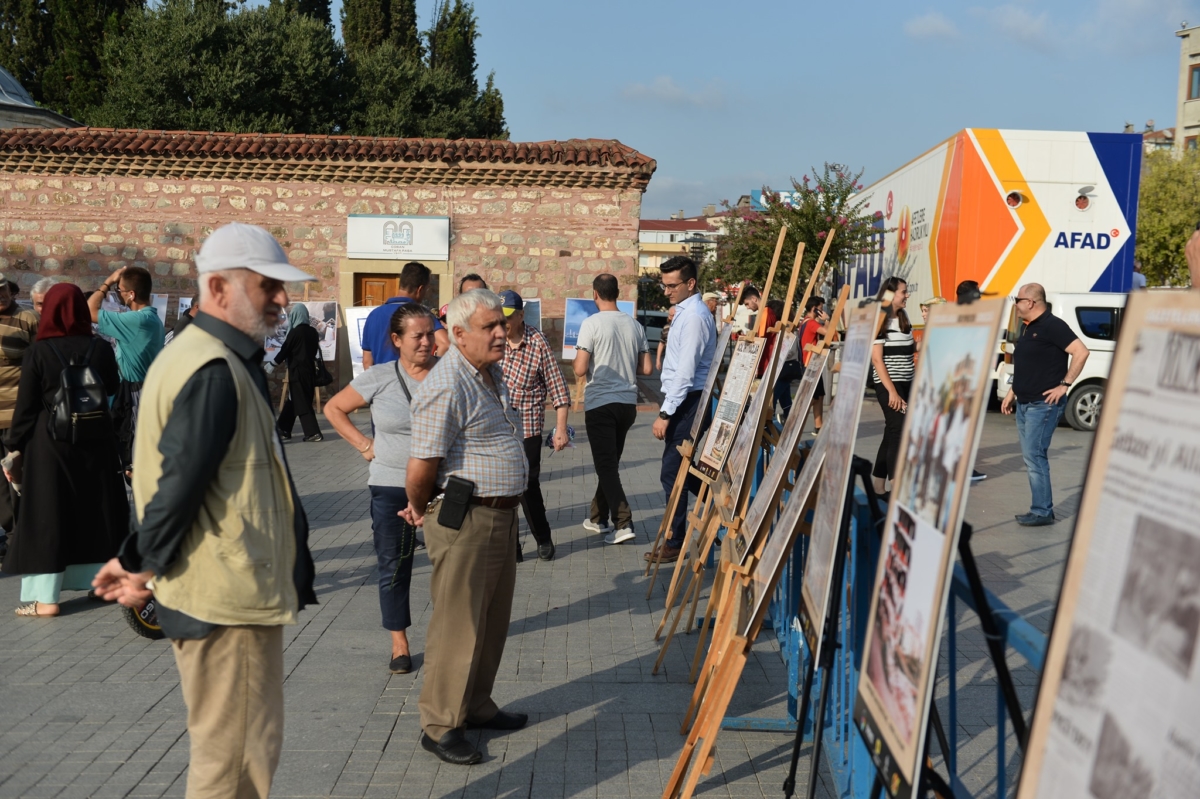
501 324 571 439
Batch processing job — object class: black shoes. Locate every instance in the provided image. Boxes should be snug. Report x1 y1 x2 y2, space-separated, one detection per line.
388 654 412 674
303 433 324 442
420 729 481 765
538 543 555 561
971 470 987 482
467 710 528 731
1016 512 1056 527
277 430 292 440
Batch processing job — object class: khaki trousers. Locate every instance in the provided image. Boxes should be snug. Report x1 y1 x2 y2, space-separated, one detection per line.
419 502 517 739
172 625 285 799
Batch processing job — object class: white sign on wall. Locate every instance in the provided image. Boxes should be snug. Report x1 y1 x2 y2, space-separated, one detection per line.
346 215 450 261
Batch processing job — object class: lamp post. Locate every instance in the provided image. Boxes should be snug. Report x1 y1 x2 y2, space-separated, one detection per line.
680 234 714 265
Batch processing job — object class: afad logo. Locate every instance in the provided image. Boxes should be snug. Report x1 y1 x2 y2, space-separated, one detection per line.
896 206 911 264
1053 229 1119 250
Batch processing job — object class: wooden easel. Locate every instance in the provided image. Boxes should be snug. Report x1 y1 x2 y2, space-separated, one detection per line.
643 225 782 594
668 238 843 681
651 237 804 668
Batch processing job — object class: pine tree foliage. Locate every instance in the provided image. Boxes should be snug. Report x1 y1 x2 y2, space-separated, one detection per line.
0 0 506 139
1135 149 1200 286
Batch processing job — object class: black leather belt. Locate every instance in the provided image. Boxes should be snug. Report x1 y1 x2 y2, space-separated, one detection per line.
471 495 522 510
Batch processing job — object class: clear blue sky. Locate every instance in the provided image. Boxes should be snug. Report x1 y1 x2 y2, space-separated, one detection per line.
317 1 1193 218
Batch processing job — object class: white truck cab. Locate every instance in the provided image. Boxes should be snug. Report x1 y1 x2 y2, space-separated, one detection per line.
996 292 1126 432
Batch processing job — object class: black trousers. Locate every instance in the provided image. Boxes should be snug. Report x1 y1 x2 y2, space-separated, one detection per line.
278 368 321 438
519 435 553 548
660 390 703 547
873 380 911 481
584 403 638 530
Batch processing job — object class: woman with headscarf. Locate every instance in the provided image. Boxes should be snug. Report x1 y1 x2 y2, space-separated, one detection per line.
274 303 323 442
2 283 126 616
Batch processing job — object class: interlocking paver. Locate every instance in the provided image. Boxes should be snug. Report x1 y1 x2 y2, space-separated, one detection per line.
0 395 1092 798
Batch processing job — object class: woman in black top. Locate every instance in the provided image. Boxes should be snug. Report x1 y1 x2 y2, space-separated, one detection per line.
3 283 127 617
871 276 916 494
274 303 323 442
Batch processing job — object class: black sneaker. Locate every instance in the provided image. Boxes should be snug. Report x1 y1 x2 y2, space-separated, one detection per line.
538 543 556 561
277 430 292 441
971 470 986 482
303 433 324 442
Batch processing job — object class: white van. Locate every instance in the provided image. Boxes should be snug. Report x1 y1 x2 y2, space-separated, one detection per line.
997 292 1126 432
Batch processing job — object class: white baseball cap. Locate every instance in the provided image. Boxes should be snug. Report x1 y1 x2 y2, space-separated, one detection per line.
195 222 316 282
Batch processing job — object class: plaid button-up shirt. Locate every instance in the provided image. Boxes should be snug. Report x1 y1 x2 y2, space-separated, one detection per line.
409 346 528 497
501 323 571 439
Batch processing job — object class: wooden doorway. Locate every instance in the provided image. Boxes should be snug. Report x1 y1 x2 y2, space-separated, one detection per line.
355 274 398 307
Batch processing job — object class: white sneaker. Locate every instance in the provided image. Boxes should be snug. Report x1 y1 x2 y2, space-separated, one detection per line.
604 527 636 545
583 519 613 534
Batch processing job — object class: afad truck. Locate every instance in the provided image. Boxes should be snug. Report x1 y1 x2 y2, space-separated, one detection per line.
838 129 1142 426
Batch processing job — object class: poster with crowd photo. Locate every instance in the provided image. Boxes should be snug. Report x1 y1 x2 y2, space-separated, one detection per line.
562 297 636 359
264 301 339 364
853 298 1003 799
796 302 884 662
1017 292 1200 799
695 337 763 479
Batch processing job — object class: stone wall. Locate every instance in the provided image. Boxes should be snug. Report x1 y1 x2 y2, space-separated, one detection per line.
0 174 643 346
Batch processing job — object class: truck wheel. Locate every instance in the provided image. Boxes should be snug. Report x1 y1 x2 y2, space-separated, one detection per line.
1067 384 1104 432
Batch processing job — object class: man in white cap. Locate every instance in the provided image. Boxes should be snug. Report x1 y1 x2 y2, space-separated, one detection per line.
93 223 318 799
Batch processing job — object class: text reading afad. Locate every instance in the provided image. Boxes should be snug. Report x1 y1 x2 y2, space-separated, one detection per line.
1053 231 1116 250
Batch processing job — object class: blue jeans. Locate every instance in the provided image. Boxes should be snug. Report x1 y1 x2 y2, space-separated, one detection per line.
660 391 703 549
1015 400 1064 518
370 485 417 631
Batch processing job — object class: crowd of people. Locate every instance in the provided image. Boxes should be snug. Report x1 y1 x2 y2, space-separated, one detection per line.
0 215 1108 797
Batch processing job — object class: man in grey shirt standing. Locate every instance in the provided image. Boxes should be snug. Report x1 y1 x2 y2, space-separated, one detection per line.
573 274 652 544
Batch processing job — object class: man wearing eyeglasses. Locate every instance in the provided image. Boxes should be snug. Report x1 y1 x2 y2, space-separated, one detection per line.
646 255 716 563
1001 283 1089 526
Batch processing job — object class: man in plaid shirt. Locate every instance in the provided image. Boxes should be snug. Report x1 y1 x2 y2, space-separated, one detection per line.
498 290 570 561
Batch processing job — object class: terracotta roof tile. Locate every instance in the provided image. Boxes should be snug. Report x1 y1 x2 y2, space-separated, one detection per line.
0 127 653 167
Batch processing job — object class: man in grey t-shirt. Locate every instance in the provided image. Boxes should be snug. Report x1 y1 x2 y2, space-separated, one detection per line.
572 274 652 544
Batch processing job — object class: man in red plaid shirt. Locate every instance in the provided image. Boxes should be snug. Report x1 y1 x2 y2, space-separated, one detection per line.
499 291 570 561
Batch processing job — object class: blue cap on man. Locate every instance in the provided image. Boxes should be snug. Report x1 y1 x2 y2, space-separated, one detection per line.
498 290 524 317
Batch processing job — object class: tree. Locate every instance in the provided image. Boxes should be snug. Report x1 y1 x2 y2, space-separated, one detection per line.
426 0 476 82
274 0 331 26
713 164 883 298
1135 149 1200 286
0 0 53 102
87 1 345 134
342 0 419 61
40 0 141 119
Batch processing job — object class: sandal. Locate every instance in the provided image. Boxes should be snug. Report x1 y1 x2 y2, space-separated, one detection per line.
14 601 58 617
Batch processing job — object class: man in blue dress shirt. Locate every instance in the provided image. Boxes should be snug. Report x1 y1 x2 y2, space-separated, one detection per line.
647 256 715 563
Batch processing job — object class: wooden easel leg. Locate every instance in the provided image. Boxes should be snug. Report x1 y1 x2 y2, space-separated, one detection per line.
655 487 711 635
653 569 700 675
688 561 727 683
646 452 692 582
676 650 748 799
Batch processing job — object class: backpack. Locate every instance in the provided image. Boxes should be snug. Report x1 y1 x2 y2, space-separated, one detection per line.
46 339 112 444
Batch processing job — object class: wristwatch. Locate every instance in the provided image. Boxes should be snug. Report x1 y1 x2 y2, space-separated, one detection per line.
1059 380 1072 387
658 410 671 421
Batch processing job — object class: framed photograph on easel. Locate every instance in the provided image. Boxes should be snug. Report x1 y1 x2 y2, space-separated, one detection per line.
1017 291 1200 799
853 298 1004 799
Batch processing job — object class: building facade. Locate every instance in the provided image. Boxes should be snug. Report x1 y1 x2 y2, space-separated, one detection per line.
1177 24 1200 150
0 129 655 374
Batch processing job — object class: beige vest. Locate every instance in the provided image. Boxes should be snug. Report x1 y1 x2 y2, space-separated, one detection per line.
133 324 298 626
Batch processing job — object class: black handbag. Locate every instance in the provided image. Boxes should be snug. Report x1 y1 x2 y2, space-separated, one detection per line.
314 354 334 387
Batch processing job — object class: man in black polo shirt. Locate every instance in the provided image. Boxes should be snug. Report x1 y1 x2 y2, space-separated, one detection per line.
1001 283 1089 526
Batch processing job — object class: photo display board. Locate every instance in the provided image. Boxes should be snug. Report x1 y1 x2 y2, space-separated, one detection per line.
733 349 831 566
797 302 885 660
1017 292 1200 799
696 337 764 478
264 301 339 364
853 298 1004 799
344 306 373 378
688 324 734 443
562 297 636 359
740 303 881 636
724 333 795 510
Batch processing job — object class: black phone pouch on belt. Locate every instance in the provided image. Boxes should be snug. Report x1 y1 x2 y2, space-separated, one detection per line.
437 476 475 530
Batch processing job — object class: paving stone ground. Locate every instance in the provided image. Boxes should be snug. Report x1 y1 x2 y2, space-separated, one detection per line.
0 389 1092 799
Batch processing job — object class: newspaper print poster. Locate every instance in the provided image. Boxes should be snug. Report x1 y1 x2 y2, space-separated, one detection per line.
797 301 883 661
696 337 763 478
739 299 883 633
853 298 1003 799
1017 292 1200 799
724 332 796 510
